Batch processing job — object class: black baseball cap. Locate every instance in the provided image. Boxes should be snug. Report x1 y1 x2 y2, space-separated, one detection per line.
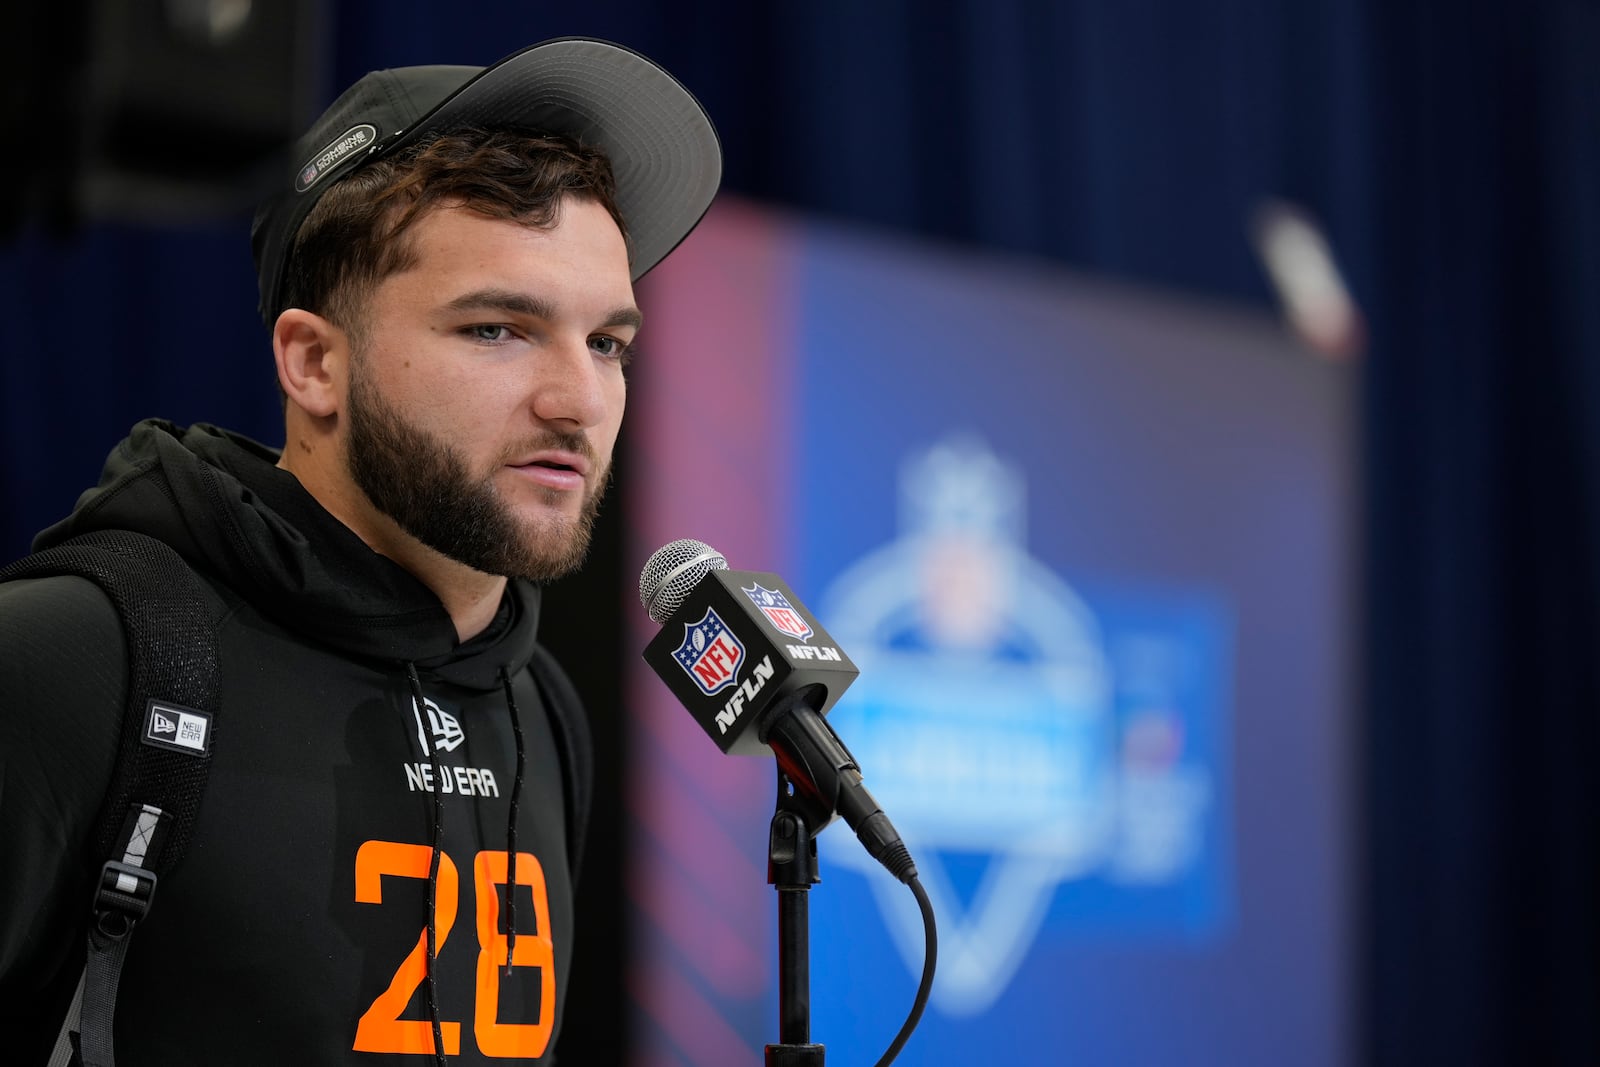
251 36 721 323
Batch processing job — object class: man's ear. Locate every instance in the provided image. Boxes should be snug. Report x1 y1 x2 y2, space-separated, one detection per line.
273 308 348 418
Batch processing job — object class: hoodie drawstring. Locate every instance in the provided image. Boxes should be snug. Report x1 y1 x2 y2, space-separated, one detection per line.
499 665 528 973
404 663 530 1063
406 661 449 1067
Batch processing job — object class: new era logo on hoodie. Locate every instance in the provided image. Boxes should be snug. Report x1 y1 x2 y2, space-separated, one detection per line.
412 696 464 756
403 695 499 798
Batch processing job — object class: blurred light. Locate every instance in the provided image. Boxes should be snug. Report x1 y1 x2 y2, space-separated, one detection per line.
1251 200 1365 360
165 0 255 46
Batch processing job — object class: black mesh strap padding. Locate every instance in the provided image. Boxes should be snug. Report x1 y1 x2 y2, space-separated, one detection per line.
2 530 221 1067
1 531 220 862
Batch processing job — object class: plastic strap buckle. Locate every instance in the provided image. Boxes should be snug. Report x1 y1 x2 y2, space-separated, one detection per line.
93 861 158 939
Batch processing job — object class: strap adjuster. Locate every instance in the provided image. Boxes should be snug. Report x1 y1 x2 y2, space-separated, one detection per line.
94 861 158 939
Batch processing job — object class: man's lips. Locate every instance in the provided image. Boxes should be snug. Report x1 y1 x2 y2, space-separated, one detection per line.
507 449 590 491
511 449 590 477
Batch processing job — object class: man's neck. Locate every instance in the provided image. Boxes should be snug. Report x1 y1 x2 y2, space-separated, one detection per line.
375 536 509 644
277 448 507 644
411 564 508 646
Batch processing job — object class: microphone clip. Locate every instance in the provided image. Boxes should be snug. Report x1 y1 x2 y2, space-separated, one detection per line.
769 766 823 891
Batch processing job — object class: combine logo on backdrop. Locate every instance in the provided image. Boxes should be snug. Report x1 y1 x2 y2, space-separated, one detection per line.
818 434 1225 1017
742 583 813 641
672 608 747 696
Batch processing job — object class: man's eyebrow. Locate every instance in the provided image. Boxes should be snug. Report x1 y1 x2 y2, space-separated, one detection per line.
443 288 557 319
602 306 645 331
442 288 642 331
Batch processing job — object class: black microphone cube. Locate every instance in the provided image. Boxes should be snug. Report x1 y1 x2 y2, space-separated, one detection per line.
643 570 859 756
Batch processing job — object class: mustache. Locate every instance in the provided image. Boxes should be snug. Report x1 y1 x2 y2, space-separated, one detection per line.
497 429 599 466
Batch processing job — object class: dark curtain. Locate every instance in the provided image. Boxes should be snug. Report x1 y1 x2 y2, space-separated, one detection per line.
1 2 1594 1064
1359 3 1600 1064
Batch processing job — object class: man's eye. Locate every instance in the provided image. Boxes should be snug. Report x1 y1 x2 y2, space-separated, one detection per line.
465 324 512 343
590 335 635 363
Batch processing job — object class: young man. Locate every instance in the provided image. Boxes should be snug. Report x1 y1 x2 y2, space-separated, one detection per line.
0 38 720 1064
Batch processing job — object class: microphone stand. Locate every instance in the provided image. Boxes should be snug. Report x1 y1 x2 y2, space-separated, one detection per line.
765 766 827 1065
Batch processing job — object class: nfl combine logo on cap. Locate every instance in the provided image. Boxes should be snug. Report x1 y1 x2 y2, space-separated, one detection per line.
671 608 746 696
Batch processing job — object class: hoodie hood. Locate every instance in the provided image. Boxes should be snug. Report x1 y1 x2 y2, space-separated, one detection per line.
35 420 540 689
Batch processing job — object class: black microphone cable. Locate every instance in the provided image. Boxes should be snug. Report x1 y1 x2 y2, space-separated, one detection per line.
874 873 936 1067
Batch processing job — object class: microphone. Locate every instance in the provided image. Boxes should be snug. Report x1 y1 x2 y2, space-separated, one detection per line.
640 539 916 883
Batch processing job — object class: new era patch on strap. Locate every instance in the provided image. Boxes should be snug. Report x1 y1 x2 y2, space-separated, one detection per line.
142 700 213 756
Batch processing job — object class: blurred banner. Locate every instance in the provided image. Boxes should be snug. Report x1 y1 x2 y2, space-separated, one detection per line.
627 198 1353 1066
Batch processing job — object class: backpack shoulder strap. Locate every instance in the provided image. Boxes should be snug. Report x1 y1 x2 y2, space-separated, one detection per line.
0 530 221 1067
526 643 593 886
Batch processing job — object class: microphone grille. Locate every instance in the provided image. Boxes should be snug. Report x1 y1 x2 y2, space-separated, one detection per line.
639 539 728 623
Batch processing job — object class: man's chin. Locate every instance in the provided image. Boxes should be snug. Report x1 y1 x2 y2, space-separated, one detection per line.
508 498 589 538
502 515 596 581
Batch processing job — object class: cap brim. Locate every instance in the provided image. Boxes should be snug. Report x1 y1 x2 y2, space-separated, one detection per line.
390 37 722 281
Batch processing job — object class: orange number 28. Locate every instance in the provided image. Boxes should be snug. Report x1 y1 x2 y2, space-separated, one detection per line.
352 841 554 1058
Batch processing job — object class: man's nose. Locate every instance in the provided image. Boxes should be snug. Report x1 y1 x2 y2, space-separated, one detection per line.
531 338 608 428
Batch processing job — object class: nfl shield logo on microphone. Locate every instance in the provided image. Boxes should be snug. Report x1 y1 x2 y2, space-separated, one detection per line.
742 583 814 641
672 607 747 696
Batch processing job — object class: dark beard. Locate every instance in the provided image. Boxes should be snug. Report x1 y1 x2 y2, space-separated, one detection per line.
344 362 607 583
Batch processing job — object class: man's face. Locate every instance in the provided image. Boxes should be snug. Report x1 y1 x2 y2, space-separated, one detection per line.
341 198 635 583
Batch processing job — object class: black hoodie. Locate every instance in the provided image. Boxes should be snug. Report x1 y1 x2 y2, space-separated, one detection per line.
0 420 589 1064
